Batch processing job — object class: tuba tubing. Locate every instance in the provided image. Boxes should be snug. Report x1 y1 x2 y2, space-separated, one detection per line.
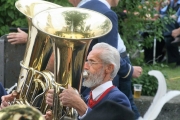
11 0 61 113
15 0 61 92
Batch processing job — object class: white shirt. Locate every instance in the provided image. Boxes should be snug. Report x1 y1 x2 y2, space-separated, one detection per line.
77 0 126 53
91 81 113 100
117 34 126 53
79 81 113 119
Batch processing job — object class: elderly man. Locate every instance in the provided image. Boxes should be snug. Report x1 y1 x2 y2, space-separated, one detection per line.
70 0 142 119
45 42 131 120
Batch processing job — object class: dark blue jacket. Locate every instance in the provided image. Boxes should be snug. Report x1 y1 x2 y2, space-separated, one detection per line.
84 87 131 113
0 82 7 104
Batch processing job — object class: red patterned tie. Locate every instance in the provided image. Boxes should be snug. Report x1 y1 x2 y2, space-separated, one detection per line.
88 91 94 108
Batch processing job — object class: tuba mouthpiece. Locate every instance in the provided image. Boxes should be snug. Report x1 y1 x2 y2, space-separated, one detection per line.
82 70 88 79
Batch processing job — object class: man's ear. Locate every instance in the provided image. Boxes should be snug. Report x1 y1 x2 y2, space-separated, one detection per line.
105 64 114 74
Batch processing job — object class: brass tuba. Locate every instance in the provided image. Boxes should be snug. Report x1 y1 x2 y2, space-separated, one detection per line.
12 0 61 113
32 7 112 120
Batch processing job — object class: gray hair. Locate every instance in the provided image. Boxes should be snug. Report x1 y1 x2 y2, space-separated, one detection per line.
92 42 120 78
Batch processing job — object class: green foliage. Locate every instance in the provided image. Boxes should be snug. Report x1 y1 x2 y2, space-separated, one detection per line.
0 0 27 36
112 1 176 96
132 67 158 96
0 0 71 36
112 0 174 61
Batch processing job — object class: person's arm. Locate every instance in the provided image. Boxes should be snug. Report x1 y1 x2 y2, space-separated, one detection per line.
172 27 180 38
159 1 170 16
132 66 143 78
98 11 118 48
155 0 166 12
46 86 89 119
110 89 131 109
46 53 54 73
118 58 133 80
0 83 7 97
118 59 142 79
174 6 180 26
59 85 88 116
7 28 28 45
0 92 17 109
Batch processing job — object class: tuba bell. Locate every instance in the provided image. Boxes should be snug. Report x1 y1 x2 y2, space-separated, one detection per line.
0 105 45 120
11 0 61 113
32 7 112 120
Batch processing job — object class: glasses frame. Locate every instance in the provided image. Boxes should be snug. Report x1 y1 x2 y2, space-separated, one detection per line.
85 60 102 66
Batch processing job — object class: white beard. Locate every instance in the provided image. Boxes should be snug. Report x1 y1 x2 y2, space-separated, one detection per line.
83 68 104 88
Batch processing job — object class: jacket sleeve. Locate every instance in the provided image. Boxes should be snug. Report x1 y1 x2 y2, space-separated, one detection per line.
79 107 92 120
0 82 7 104
118 58 133 80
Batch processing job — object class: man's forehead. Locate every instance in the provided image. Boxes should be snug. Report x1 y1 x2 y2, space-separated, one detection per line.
87 49 102 60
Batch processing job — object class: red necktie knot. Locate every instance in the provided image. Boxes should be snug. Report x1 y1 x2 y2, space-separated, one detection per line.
88 91 94 108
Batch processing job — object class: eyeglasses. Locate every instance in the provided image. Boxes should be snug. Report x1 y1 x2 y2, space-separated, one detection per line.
85 60 102 66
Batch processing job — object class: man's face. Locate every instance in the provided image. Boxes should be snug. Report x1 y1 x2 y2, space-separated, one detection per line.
109 0 120 7
83 67 104 88
83 49 105 88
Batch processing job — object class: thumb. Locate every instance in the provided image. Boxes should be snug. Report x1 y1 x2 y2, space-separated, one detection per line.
68 84 79 94
67 84 73 90
17 28 23 33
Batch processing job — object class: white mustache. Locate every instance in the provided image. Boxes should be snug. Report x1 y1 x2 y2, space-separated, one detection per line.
82 70 89 79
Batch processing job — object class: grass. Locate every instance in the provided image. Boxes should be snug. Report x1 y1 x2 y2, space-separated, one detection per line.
131 51 180 91
160 63 180 90
137 62 180 91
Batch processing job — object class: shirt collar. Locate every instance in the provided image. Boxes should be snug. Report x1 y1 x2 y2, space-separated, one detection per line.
77 0 111 9
91 81 113 100
77 0 90 7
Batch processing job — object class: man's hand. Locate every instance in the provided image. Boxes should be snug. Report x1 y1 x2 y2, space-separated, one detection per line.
46 53 54 73
1 92 17 109
7 28 28 45
59 85 87 116
59 85 80 107
172 28 180 38
132 66 143 78
45 89 54 107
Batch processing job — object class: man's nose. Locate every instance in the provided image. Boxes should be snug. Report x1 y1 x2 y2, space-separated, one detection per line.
84 62 89 69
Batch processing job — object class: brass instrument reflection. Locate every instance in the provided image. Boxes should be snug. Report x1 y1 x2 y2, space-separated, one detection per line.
12 0 61 114
0 105 45 120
